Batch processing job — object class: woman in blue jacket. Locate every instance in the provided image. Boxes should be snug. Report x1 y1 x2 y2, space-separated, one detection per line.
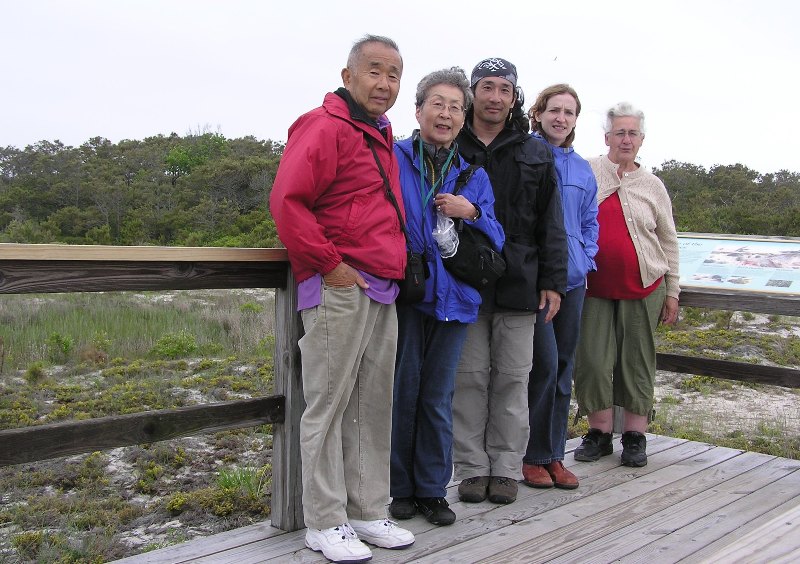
522 84 599 489
389 67 504 526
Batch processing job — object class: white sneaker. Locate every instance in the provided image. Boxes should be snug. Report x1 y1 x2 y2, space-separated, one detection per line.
349 518 415 549
305 523 372 563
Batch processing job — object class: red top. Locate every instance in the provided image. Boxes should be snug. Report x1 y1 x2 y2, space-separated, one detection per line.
587 191 661 299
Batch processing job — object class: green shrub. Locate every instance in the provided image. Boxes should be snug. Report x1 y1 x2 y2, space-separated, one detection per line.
47 332 75 362
166 492 190 515
25 361 47 385
12 530 44 559
240 302 264 314
149 331 197 359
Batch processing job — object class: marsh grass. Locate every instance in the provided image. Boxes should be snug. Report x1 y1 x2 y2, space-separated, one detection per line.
216 465 271 498
0 290 275 373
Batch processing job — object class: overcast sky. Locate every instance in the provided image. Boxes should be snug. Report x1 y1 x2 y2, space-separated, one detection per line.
3 0 798 174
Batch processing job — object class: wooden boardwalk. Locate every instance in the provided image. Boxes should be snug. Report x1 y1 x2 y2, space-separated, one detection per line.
113 434 800 563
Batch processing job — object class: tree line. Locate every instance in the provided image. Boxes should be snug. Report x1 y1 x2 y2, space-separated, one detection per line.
0 133 283 247
2 134 799 247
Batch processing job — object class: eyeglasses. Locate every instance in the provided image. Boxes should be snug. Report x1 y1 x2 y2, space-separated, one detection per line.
611 129 643 139
426 99 466 116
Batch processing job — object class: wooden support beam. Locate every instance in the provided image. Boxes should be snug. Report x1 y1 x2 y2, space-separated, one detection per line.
270 270 306 532
0 396 285 467
657 353 800 388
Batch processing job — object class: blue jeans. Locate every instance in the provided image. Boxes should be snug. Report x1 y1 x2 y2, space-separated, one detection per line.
524 285 586 465
391 304 468 498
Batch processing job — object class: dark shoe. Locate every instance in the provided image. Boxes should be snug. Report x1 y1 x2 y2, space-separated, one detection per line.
522 463 553 488
414 497 456 526
488 476 518 504
574 428 613 462
458 475 490 503
544 461 579 489
621 431 648 467
388 497 416 520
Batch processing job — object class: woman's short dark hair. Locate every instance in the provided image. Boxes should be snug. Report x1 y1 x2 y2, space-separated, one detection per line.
414 67 473 109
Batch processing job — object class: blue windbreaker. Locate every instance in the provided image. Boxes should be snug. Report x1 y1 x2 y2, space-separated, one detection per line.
394 136 505 323
535 134 599 291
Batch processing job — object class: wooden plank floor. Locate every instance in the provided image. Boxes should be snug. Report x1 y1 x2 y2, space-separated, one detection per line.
113 434 800 563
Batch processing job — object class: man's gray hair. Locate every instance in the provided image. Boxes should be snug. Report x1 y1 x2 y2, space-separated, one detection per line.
414 67 473 109
347 34 401 70
604 101 646 135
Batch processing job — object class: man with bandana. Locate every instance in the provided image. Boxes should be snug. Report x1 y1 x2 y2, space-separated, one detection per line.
451 57 567 505
270 34 414 563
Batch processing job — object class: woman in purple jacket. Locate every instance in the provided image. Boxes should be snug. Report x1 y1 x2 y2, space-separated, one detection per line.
522 84 599 489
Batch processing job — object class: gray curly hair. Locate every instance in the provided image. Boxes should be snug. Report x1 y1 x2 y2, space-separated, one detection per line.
604 101 646 135
414 67 473 109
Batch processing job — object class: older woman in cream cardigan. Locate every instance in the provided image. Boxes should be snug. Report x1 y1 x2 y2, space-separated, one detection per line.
572 102 679 468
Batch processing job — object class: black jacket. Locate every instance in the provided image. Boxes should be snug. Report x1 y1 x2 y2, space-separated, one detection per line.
457 122 567 311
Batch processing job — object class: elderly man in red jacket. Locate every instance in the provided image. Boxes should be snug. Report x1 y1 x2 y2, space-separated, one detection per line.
269 34 414 564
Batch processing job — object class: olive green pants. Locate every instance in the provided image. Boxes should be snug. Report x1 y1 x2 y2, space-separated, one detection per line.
574 282 665 416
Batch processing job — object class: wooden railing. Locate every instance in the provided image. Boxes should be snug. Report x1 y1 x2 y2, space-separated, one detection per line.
0 243 798 533
0 244 305 531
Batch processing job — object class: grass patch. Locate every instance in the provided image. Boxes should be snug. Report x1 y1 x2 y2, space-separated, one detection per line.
0 290 275 372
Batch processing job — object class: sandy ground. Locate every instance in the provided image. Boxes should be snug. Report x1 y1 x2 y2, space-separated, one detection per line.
654 369 800 437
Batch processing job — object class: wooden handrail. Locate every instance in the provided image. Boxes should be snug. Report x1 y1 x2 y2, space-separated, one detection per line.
0 243 288 262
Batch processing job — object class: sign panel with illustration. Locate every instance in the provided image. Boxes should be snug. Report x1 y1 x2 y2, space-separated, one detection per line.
678 235 800 294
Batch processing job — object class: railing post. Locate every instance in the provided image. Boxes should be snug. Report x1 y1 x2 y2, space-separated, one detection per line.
612 405 624 434
271 270 305 531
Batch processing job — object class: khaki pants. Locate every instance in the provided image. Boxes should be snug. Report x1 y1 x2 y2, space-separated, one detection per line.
299 284 397 529
452 311 536 480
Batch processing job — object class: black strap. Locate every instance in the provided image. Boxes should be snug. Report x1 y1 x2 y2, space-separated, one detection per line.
452 164 479 196
365 136 412 244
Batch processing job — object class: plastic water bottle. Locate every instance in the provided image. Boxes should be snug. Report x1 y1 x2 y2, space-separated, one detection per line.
433 211 459 258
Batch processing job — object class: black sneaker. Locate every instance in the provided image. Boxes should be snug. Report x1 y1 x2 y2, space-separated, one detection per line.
388 497 416 520
621 431 648 467
414 497 456 526
574 428 613 462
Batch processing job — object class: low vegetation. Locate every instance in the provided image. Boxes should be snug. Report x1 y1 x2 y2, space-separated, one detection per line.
0 289 276 562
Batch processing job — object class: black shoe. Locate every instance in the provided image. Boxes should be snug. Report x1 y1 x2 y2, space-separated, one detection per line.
388 497 417 520
574 428 613 462
621 431 648 467
414 497 456 526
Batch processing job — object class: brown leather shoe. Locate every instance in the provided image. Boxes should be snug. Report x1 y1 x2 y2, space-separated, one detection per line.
522 463 554 488
545 460 579 489
488 476 518 504
458 476 490 503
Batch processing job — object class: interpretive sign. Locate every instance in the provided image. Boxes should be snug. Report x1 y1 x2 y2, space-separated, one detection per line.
679 234 800 294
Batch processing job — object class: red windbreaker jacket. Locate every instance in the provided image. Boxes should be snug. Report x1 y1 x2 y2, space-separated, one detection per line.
269 92 407 283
